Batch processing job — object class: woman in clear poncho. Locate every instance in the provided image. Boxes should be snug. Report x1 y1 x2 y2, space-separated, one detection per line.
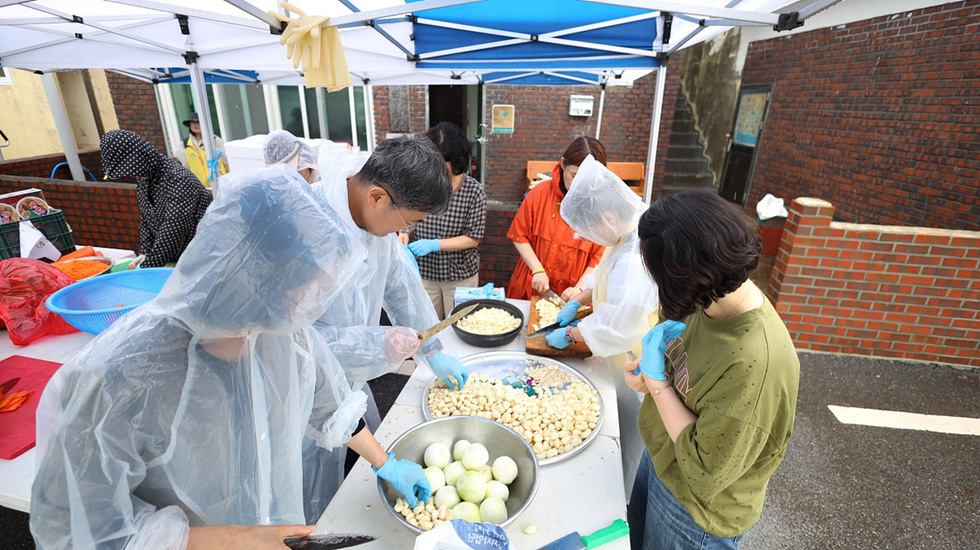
545 155 661 494
30 166 430 550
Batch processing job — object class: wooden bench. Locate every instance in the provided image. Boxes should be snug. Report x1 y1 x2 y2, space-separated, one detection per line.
526 160 646 196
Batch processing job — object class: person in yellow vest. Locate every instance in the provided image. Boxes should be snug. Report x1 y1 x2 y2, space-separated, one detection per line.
182 112 229 187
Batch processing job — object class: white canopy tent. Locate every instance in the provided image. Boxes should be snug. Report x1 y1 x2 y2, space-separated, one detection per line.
0 0 841 199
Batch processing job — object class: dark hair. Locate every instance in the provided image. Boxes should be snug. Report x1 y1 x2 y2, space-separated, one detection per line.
638 189 762 320
356 134 452 214
562 136 607 167
426 122 472 176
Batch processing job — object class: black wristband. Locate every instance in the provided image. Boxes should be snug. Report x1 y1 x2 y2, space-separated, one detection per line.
354 417 366 435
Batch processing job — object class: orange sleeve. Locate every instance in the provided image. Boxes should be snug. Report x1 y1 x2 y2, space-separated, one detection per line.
507 188 538 244
586 243 605 268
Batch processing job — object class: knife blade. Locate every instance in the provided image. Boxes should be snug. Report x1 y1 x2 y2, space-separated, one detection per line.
0 377 20 397
283 533 377 550
542 289 567 307
525 305 592 339
418 303 479 341
536 518 629 550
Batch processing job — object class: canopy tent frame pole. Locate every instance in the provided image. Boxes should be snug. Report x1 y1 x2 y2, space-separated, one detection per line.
187 60 220 195
643 63 667 205
364 84 375 152
40 72 85 182
595 84 606 140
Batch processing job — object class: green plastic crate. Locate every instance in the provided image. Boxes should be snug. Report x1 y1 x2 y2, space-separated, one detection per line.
0 210 76 260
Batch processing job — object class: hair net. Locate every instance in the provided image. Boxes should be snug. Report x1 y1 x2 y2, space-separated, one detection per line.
264 130 321 182
30 166 368 550
561 155 646 247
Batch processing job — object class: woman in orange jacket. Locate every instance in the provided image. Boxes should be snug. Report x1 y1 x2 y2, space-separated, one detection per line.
506 137 607 300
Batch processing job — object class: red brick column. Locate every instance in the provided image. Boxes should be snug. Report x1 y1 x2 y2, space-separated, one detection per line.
770 197 980 368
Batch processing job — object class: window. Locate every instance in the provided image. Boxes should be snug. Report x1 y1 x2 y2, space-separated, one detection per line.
0 67 13 85
167 83 370 151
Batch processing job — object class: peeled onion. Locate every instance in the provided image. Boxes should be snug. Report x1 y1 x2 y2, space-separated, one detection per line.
461 443 489 471
443 461 466 487
453 439 471 461
452 501 482 522
424 442 451 469
480 496 508 525
456 470 487 504
422 466 446 492
491 455 518 485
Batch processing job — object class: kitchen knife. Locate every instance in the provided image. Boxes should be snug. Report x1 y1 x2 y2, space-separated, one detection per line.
0 377 20 397
536 518 629 550
418 303 479 341
525 305 592 339
283 533 377 550
524 273 568 307
542 289 567 307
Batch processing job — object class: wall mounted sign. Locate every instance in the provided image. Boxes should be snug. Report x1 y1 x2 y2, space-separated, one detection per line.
492 104 515 134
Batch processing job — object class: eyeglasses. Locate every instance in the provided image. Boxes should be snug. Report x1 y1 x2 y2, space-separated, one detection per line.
378 182 417 233
393 206 417 234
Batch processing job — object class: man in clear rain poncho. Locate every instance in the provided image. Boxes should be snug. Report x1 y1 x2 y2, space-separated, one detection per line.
290 134 470 515
544 155 661 495
30 166 430 550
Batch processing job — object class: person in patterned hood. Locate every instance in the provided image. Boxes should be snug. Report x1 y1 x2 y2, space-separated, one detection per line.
101 129 212 268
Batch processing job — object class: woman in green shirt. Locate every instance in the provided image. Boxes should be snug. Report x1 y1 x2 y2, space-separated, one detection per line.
625 189 800 549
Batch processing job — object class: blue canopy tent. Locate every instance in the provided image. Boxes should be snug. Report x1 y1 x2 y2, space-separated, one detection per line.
1 0 841 196
407 0 842 202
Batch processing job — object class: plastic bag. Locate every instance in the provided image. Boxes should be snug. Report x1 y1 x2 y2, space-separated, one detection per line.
413 520 516 550
0 258 79 345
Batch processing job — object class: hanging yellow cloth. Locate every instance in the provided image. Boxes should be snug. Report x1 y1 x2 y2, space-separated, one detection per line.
269 1 351 91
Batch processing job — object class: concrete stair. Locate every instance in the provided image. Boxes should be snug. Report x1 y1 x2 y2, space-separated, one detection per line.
662 94 714 196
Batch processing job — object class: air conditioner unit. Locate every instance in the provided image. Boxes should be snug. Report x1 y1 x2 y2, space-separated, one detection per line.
569 95 594 117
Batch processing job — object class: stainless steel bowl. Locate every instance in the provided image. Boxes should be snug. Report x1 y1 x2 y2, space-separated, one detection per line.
377 416 540 533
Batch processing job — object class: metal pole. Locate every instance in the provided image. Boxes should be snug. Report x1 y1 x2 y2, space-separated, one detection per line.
595 85 606 139
364 84 375 152
40 73 85 182
643 64 668 205
316 87 328 142
188 61 220 195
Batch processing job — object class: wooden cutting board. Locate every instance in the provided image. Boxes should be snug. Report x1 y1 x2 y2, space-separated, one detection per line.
524 296 592 359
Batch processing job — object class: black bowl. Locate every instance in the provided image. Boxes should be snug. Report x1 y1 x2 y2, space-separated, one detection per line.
450 299 525 347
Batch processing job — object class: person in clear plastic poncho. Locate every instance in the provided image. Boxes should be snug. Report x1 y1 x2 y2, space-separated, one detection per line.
263 129 320 184
298 135 470 512
30 166 430 550
546 155 661 494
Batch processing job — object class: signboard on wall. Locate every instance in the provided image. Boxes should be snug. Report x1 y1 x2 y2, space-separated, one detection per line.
492 104 515 134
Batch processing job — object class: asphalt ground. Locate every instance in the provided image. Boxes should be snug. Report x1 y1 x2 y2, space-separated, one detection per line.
3 355 978 549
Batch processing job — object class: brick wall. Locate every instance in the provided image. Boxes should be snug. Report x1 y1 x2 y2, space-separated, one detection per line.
371 85 430 141
742 1 980 231
0 150 104 180
0 176 139 252
105 72 167 152
372 66 683 294
769 197 979 368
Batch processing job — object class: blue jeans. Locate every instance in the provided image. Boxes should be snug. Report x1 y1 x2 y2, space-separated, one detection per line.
628 451 746 550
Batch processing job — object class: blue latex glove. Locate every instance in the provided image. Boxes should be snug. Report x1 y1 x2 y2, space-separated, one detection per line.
633 320 687 379
402 245 420 273
545 327 570 349
428 352 469 390
480 282 495 298
408 239 441 257
556 300 583 326
373 452 431 508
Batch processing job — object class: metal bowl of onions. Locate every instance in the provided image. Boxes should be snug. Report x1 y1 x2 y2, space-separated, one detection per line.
377 416 539 533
